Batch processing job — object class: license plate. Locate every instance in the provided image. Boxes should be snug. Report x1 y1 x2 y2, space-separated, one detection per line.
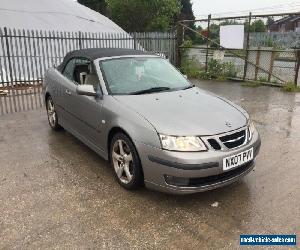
223 148 253 171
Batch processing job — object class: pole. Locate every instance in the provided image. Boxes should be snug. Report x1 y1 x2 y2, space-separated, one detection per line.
78 31 82 49
4 27 17 112
176 23 184 68
295 49 300 86
205 14 211 72
133 32 137 50
243 12 252 81
268 49 276 82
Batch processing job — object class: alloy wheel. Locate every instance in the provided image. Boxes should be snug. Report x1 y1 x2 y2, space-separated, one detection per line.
112 139 134 184
47 98 56 127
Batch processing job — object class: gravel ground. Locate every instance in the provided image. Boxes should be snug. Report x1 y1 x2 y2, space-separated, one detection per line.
0 80 299 249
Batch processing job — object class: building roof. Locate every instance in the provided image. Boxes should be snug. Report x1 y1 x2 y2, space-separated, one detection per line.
58 48 156 71
271 15 300 26
0 0 125 33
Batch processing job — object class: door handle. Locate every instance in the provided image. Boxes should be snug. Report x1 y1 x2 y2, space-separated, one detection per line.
65 89 71 96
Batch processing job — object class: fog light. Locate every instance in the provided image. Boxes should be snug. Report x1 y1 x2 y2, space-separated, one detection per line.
164 175 190 187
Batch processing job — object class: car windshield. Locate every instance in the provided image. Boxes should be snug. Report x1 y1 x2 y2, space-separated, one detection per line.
100 57 191 95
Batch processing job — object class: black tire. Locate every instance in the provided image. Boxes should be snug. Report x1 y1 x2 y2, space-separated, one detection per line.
46 96 62 131
110 133 144 190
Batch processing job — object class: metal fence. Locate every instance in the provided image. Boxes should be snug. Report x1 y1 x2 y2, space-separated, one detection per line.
250 31 300 49
185 47 298 84
178 12 300 85
0 28 176 115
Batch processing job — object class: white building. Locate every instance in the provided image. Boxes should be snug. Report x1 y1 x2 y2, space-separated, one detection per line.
0 0 129 84
0 0 125 33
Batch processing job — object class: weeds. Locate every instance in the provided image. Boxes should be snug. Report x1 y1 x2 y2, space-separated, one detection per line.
258 76 268 83
180 57 238 81
282 82 300 92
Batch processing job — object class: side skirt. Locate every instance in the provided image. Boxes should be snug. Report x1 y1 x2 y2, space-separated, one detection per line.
59 118 109 161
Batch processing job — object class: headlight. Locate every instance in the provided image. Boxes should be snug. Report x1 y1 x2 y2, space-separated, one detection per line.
159 134 207 152
248 120 256 140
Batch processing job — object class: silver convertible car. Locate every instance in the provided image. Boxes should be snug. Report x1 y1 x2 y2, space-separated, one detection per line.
43 48 261 194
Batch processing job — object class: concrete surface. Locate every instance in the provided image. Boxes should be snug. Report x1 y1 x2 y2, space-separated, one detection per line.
0 80 299 249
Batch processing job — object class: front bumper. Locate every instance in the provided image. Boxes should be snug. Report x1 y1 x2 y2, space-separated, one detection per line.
135 130 261 195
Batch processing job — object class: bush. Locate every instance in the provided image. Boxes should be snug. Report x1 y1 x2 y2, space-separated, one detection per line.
180 42 238 81
180 58 238 80
180 40 203 79
198 70 211 80
207 59 237 79
207 59 223 79
222 62 237 78
180 57 201 78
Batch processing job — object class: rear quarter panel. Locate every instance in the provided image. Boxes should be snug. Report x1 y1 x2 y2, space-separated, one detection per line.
43 68 62 103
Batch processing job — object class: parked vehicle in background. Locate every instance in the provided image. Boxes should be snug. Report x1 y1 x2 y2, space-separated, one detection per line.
43 48 261 194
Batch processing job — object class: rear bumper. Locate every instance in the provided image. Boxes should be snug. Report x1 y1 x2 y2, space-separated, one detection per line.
135 130 261 195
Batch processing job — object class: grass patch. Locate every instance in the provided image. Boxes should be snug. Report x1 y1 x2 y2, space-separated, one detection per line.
241 81 262 87
282 82 300 92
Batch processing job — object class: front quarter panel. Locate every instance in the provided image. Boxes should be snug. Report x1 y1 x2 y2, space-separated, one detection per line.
100 95 161 157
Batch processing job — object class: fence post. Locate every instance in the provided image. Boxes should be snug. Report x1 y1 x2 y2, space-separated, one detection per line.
205 14 211 72
176 23 184 68
4 27 17 112
78 31 82 49
295 49 300 86
268 49 276 82
243 12 252 81
254 46 261 81
133 32 137 50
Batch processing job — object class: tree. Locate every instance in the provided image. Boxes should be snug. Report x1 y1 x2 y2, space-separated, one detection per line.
107 0 180 32
209 23 221 48
194 25 205 44
266 17 275 29
250 20 267 32
220 20 241 26
77 0 107 15
177 0 196 41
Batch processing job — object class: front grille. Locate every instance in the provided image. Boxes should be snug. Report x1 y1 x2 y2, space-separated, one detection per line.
188 161 253 187
207 138 221 150
219 130 246 149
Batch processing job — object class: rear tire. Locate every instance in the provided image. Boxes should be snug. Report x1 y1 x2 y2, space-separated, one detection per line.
46 96 62 131
110 133 143 190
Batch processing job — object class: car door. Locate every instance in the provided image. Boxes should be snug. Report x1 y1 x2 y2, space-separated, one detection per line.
54 58 78 128
64 58 104 151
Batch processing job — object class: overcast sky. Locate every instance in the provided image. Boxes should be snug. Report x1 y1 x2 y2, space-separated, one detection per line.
192 0 300 18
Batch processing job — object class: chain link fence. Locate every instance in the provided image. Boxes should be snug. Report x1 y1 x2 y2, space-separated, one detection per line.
178 12 300 85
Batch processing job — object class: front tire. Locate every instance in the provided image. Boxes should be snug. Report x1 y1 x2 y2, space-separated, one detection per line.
46 96 61 131
110 133 143 190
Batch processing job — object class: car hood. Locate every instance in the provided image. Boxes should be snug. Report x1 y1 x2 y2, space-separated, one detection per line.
113 87 248 136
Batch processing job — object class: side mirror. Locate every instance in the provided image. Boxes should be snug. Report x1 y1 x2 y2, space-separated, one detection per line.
76 85 97 97
183 75 188 79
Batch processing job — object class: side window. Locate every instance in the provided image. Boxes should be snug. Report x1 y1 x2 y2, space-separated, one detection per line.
63 58 76 81
73 59 90 85
62 58 90 84
62 58 99 89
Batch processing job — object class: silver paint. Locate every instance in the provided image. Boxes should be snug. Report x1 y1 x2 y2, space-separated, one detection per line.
43 54 261 194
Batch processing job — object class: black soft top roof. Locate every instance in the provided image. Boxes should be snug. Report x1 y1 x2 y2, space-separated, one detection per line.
57 48 156 72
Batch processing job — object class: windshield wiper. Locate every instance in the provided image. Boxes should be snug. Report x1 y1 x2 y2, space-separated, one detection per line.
131 87 171 95
182 85 195 90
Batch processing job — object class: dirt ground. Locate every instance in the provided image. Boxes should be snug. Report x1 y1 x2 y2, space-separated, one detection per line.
0 80 299 249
